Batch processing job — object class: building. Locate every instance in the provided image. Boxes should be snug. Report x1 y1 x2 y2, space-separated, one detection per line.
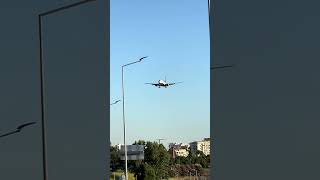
189 138 210 156
168 143 190 158
115 144 123 150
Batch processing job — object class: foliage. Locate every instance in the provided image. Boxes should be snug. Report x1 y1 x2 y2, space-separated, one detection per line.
110 140 210 179
110 171 135 180
110 145 123 171
130 141 171 180
186 149 210 168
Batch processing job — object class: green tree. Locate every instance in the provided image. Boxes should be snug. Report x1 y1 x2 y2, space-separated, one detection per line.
187 149 209 168
174 156 189 165
110 145 122 171
133 140 146 146
128 141 171 180
142 163 156 180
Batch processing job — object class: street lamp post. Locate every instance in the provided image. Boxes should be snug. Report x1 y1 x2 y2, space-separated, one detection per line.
38 1 96 180
0 122 36 138
210 65 234 70
209 64 233 180
208 0 210 16
110 100 121 106
121 56 148 180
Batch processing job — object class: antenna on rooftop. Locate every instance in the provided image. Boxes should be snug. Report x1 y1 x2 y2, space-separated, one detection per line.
156 138 166 144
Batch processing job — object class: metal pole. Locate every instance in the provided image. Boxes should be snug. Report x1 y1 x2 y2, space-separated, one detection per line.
211 65 234 70
121 66 128 180
196 170 197 180
38 1 96 180
120 57 147 180
0 130 18 138
110 100 121 106
0 122 36 139
208 0 210 17
38 14 48 180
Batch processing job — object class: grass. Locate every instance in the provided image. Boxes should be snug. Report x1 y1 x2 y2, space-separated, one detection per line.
110 171 135 180
169 177 208 180
110 170 209 180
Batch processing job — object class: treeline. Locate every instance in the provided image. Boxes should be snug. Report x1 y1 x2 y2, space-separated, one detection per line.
110 140 210 180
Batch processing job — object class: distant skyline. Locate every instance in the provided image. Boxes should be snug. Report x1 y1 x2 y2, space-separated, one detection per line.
110 137 210 147
110 0 210 145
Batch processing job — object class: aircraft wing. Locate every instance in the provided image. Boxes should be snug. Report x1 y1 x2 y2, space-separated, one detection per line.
145 83 159 86
168 82 183 86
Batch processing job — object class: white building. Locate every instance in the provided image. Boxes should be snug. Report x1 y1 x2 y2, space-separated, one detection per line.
115 144 123 150
174 147 189 157
189 138 210 156
168 143 190 158
169 143 189 149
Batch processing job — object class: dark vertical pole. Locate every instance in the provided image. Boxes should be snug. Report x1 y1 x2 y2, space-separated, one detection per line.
37 1 98 180
120 58 145 180
208 0 211 34
121 65 128 180
208 0 210 17
38 15 48 180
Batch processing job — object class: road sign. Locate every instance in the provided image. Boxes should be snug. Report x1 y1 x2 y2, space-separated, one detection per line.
120 145 144 160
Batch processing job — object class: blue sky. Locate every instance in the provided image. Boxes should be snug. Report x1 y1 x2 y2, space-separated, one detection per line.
110 0 210 146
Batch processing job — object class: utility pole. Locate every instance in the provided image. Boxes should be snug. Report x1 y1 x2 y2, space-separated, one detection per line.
210 65 234 70
38 1 97 180
156 138 166 144
0 122 36 138
195 170 198 180
121 56 148 180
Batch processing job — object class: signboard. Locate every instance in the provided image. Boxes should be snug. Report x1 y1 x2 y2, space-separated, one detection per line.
120 145 144 160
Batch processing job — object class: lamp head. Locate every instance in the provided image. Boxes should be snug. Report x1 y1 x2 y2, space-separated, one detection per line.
139 56 148 61
16 122 36 131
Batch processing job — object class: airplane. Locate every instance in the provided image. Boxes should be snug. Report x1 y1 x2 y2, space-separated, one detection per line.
145 77 183 88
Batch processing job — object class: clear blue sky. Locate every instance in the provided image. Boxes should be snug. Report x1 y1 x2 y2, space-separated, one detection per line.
110 0 210 146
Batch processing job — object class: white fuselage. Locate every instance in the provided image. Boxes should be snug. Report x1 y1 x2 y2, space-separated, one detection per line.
156 80 169 88
158 80 167 85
